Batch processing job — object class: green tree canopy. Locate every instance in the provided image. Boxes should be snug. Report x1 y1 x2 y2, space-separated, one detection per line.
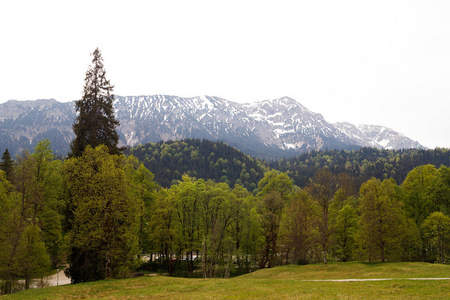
64 145 142 282
421 211 450 264
401 164 438 225
357 178 420 262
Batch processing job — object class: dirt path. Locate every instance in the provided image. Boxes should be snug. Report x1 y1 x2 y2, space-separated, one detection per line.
31 273 450 288
45 269 71 286
302 278 450 282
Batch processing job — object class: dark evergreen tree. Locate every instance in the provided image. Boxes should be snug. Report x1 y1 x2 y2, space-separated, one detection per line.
66 49 122 283
1 149 13 182
70 48 121 157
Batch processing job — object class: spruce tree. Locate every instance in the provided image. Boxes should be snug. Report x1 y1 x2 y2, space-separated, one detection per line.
70 48 121 157
1 149 13 182
66 48 122 283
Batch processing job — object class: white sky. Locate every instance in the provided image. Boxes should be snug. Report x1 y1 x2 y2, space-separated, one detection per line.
1 0 449 148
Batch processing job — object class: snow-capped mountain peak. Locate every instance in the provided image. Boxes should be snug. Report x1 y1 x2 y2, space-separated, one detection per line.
0 95 424 157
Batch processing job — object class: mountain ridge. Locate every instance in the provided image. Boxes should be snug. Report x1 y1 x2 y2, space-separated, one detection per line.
0 95 424 158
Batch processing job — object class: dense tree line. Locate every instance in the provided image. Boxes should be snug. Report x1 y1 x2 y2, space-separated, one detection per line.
0 141 157 293
268 147 450 188
126 139 267 192
127 142 449 193
0 141 64 293
118 163 450 276
1 141 449 293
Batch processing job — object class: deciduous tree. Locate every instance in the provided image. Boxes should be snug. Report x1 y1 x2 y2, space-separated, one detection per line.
174 176 204 275
401 164 437 225
306 168 338 264
421 212 450 264
279 190 317 264
357 178 419 262
332 202 358 262
64 145 142 282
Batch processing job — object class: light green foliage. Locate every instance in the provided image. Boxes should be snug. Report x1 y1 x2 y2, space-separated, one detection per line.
332 202 358 262
173 176 205 274
421 211 450 264
0 179 22 294
229 185 258 270
15 224 51 289
146 178 261 277
429 165 450 215
0 140 63 293
199 181 234 278
400 164 450 261
0 169 13 198
124 155 158 254
279 190 317 264
257 191 284 268
306 168 338 264
148 188 178 273
257 170 293 201
255 171 294 268
357 178 420 262
169 177 238 277
0 181 51 293
32 139 64 266
12 150 35 219
401 164 438 225
64 145 142 279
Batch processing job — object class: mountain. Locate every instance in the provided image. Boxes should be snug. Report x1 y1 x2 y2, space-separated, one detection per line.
0 95 424 158
0 99 75 156
333 122 423 150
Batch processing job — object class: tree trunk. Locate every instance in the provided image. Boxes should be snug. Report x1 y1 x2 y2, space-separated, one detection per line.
105 250 111 279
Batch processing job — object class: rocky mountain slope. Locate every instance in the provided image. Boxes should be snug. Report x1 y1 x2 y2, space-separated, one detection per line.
334 122 423 150
0 95 424 157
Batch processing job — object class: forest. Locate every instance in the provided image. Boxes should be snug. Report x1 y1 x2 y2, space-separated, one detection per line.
1 139 449 294
268 147 450 188
126 139 267 191
126 139 450 192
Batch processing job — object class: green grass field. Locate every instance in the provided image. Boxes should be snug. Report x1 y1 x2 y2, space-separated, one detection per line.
3 262 450 299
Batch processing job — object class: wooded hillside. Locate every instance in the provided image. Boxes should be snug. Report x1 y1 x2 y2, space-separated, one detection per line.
126 139 267 192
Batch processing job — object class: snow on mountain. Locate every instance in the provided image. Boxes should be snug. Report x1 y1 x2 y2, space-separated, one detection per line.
113 95 362 156
333 122 423 150
0 95 425 157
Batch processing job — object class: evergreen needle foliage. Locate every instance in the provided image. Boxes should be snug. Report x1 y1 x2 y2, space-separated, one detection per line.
70 48 120 157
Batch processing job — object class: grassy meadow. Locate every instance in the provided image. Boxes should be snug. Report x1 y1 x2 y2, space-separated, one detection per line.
3 262 450 299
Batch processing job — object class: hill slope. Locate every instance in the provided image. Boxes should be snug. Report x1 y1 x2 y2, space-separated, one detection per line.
126 139 266 191
6 262 450 299
269 147 450 188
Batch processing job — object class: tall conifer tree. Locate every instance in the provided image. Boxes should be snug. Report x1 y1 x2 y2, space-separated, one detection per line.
1 149 13 182
70 48 120 157
66 49 123 283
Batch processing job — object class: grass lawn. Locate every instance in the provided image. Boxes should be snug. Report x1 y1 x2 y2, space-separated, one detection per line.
3 262 449 299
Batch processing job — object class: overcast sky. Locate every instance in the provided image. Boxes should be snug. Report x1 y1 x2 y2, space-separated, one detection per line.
1 1 449 148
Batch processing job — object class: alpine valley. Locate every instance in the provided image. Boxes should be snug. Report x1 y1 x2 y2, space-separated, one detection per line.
0 95 423 158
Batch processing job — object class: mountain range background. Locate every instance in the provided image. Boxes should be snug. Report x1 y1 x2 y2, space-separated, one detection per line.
0 95 424 158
